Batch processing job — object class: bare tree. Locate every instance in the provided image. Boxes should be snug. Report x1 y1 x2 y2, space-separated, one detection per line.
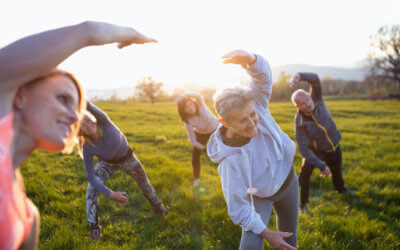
135 76 164 104
367 25 400 94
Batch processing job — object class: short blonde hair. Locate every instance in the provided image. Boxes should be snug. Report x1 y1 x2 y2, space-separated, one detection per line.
291 89 308 105
213 86 255 121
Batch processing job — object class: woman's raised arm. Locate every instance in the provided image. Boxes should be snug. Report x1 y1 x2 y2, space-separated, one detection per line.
0 21 156 92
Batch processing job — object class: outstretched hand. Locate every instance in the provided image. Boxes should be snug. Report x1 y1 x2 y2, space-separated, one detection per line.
221 50 257 66
290 73 301 88
86 21 157 49
261 229 296 250
109 191 128 204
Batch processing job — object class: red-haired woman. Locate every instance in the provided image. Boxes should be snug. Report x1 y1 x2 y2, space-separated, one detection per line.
0 21 156 249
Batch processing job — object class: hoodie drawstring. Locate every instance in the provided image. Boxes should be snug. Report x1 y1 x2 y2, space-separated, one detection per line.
241 148 254 209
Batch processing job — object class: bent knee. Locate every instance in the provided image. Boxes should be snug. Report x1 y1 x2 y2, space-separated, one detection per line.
240 231 264 250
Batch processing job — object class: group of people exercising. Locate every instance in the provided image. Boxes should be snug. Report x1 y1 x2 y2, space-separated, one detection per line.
0 21 351 250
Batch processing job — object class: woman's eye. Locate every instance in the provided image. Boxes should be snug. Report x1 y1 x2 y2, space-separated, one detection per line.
57 95 68 105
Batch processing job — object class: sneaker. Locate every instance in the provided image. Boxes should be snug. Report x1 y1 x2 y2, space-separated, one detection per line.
152 202 169 215
299 203 309 214
90 225 102 241
192 178 201 187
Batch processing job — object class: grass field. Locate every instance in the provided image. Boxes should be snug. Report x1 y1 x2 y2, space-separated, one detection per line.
21 99 400 249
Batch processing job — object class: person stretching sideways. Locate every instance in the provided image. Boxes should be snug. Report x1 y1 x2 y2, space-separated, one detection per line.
175 92 219 186
78 101 168 240
208 50 298 250
0 21 156 249
290 72 353 213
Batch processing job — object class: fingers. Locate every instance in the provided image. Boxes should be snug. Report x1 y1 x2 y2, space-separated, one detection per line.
118 197 128 203
221 50 241 63
221 49 255 65
119 192 128 203
278 232 296 250
117 36 157 49
280 232 293 238
221 51 236 59
221 58 233 64
117 28 158 49
221 51 237 64
282 242 297 250
290 73 301 88
114 192 128 203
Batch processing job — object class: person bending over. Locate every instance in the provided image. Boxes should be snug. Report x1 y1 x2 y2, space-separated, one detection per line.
208 50 298 250
0 21 156 249
78 101 168 240
176 92 219 186
290 72 353 213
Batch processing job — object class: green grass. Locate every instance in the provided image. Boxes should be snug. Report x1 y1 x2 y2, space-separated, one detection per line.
21 100 400 249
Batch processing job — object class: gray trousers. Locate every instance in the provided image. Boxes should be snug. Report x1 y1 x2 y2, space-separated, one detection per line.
239 171 299 250
86 153 160 228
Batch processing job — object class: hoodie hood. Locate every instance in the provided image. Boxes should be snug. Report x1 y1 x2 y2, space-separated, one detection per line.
207 124 244 163
207 121 284 164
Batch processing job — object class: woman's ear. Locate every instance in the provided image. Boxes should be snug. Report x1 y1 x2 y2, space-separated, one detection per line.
13 87 27 110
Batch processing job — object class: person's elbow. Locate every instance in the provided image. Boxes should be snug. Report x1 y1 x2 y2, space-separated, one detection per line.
227 204 253 229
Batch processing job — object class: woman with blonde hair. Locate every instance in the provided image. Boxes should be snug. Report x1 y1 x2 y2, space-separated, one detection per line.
0 21 156 249
78 101 168 240
208 50 298 250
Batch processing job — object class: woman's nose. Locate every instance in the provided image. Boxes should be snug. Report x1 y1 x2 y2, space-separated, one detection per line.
248 119 255 128
67 109 79 124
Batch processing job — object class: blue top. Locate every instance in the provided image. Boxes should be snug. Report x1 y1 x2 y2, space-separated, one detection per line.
83 101 130 197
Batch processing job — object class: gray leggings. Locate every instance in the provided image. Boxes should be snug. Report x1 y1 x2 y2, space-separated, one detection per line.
239 170 299 250
86 153 160 228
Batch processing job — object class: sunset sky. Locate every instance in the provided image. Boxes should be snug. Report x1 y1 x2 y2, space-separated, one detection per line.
1 0 399 91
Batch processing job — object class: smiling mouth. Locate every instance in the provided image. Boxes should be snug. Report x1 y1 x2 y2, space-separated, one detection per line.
58 122 71 136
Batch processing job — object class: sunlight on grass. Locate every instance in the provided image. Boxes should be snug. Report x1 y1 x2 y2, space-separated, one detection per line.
21 100 400 249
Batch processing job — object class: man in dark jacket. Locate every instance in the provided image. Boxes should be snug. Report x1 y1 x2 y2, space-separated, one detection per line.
290 72 352 212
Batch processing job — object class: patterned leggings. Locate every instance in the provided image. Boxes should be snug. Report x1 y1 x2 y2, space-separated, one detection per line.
86 153 160 228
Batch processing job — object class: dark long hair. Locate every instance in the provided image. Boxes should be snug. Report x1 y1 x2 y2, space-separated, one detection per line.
177 96 200 123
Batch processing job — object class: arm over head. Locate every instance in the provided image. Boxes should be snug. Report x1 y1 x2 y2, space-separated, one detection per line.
0 21 156 116
291 72 322 101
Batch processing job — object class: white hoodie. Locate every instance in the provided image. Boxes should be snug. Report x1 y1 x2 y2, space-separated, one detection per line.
207 55 296 234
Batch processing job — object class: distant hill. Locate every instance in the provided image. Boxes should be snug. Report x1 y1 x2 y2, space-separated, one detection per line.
87 61 369 101
271 61 368 82
86 86 135 101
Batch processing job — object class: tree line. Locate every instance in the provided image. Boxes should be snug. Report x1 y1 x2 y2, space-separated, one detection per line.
102 25 400 103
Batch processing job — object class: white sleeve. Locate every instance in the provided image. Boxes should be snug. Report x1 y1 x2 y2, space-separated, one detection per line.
218 157 267 234
243 55 273 109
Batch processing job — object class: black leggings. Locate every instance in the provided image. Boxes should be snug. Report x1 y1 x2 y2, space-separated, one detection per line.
298 145 346 205
192 131 213 179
